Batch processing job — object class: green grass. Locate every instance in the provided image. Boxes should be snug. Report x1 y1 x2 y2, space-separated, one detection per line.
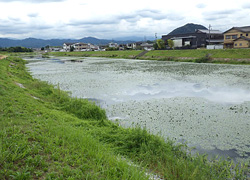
0 55 249 179
50 49 250 64
143 49 250 59
51 50 143 59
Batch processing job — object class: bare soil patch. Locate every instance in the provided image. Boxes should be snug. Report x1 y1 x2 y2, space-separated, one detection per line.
0 55 7 60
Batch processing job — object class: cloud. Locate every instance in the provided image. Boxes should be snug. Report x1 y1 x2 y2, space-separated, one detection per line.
0 0 65 3
68 18 119 26
64 8 185 40
27 13 39 18
242 3 250 9
8 17 21 22
132 9 184 21
0 17 53 37
196 3 206 9
203 9 238 21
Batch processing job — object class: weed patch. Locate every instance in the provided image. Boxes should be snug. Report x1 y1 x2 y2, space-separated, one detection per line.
0 55 249 179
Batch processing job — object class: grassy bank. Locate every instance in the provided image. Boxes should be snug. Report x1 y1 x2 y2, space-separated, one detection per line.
51 50 143 59
143 49 250 59
50 49 250 64
0 56 249 179
141 49 250 64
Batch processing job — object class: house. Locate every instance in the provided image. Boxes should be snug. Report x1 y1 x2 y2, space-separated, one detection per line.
126 43 137 49
196 29 224 45
73 43 89 51
223 26 250 48
140 43 154 51
63 42 100 51
63 43 74 51
108 42 119 48
162 29 223 49
233 36 250 48
88 44 100 51
162 33 206 48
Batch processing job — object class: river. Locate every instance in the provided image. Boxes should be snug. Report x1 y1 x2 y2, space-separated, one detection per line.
24 55 250 163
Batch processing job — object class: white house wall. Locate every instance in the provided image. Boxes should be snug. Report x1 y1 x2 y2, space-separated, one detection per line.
173 39 182 47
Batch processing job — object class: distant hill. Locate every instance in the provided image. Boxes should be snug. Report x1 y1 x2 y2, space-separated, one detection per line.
0 37 136 48
168 23 208 35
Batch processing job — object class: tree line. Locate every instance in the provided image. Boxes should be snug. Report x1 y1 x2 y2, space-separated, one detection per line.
0 46 33 52
154 39 174 50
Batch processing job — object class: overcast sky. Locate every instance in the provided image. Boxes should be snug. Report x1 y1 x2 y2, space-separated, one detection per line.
0 0 250 40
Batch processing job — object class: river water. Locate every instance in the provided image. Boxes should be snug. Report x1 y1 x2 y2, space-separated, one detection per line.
25 56 250 163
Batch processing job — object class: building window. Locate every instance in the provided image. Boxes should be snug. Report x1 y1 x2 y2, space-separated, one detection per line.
235 43 237 46
240 43 242 46
240 34 243 36
226 35 231 39
232 35 238 39
246 34 249 36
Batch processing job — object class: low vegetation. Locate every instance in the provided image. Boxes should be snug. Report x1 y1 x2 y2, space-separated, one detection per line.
50 48 250 64
142 49 250 64
0 55 249 179
0 47 33 53
51 50 144 59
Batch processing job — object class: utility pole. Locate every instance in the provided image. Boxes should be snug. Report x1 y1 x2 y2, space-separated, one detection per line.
155 33 157 41
208 24 212 45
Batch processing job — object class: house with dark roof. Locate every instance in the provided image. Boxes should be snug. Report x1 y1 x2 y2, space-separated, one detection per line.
196 29 224 45
162 29 223 49
223 26 250 48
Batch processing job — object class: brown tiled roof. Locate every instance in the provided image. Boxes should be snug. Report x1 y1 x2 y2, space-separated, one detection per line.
234 26 250 32
224 26 250 33
233 36 250 41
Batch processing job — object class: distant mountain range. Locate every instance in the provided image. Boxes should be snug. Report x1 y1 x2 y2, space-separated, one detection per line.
0 24 208 48
168 23 208 35
0 37 140 48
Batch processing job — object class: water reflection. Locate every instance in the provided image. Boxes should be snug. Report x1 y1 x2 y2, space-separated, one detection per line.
123 83 250 104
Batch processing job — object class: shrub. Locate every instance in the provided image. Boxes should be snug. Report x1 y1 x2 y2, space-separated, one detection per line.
195 53 212 63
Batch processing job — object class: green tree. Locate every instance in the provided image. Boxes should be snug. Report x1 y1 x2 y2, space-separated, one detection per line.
153 43 158 50
156 39 165 50
167 39 174 49
70 46 74 52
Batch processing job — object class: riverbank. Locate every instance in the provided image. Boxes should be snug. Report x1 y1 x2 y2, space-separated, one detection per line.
0 56 249 179
50 49 250 64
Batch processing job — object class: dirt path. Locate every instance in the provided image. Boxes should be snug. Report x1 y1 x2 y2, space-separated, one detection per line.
0 55 7 60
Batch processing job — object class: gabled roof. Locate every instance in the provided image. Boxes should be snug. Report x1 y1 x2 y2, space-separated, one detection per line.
197 29 222 34
233 36 250 41
224 26 250 34
171 36 196 40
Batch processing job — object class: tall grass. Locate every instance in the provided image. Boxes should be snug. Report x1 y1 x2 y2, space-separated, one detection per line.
0 55 249 179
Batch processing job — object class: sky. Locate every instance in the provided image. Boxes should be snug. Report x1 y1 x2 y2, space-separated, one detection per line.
0 0 250 40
